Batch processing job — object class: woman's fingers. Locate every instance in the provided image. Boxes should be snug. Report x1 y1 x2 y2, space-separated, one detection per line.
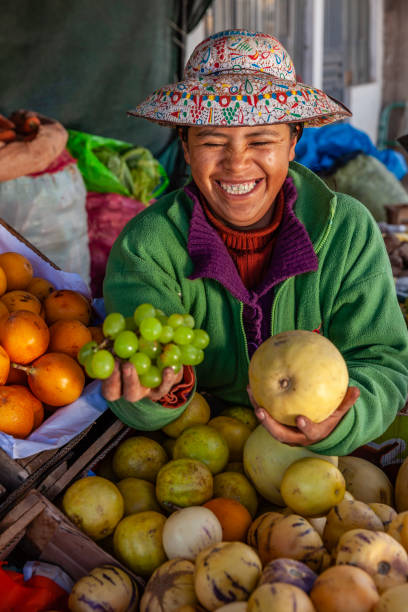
122 360 149 402
101 360 122 401
149 366 184 401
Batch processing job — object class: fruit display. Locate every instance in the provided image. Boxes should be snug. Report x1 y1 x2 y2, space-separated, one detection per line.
78 302 210 387
0 250 93 439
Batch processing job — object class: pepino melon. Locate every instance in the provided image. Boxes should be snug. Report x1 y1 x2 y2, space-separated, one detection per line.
248 330 348 426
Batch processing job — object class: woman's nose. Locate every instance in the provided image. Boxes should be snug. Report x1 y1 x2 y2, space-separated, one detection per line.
222 145 251 172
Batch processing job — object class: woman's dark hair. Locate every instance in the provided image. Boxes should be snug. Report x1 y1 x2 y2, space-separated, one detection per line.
179 122 304 143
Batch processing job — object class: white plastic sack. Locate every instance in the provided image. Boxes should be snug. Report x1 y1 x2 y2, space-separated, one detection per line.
0 161 91 283
0 223 108 459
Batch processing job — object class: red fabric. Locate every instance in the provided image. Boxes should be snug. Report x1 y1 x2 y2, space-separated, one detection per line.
0 563 69 612
201 188 285 289
158 365 195 408
28 149 76 177
86 192 147 297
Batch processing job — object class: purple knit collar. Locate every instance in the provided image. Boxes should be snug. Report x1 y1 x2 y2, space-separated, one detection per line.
185 177 318 305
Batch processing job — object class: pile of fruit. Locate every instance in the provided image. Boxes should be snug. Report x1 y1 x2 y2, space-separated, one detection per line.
0 250 96 439
56 331 408 611
61 398 408 611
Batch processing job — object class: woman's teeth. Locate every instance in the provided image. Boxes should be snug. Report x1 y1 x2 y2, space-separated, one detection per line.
219 181 257 195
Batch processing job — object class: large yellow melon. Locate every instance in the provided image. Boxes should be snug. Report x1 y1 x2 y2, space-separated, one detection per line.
248 330 349 426
243 425 338 505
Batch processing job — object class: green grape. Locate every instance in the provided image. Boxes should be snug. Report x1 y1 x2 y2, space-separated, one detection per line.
173 325 194 345
183 314 195 328
103 312 126 339
139 365 162 389
191 348 204 366
91 350 115 379
125 316 137 331
113 330 138 358
157 360 182 374
192 329 210 349
84 354 97 378
157 343 182 367
158 325 174 344
155 308 165 317
179 344 200 366
167 313 185 329
133 303 156 327
77 340 98 365
138 338 161 359
156 313 168 326
139 316 163 341
129 352 151 375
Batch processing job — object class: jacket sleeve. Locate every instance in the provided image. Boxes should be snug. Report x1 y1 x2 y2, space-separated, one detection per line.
103 215 196 431
308 220 408 456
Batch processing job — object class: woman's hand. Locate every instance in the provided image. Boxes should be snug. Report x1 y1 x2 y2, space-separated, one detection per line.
102 360 184 403
247 385 360 446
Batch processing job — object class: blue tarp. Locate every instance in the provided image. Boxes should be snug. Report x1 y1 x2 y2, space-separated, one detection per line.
295 124 408 180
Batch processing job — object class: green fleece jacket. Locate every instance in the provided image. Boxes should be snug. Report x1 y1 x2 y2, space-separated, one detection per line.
103 161 408 456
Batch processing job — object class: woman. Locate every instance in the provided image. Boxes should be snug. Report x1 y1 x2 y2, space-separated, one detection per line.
102 30 408 456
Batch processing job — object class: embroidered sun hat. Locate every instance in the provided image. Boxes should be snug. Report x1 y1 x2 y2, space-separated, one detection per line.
129 29 351 128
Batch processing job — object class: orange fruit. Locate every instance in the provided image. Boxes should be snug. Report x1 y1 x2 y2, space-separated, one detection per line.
0 346 10 384
48 319 92 359
0 266 7 296
0 300 9 320
88 326 104 344
0 252 33 290
0 310 50 364
32 397 44 429
204 497 252 541
0 384 36 438
27 352 85 406
26 277 55 302
1 290 42 315
43 290 92 325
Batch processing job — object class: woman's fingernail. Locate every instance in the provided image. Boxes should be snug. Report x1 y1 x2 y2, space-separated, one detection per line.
298 417 306 428
257 411 265 421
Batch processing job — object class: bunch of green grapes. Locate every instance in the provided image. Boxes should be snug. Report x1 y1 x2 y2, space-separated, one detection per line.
77 303 210 389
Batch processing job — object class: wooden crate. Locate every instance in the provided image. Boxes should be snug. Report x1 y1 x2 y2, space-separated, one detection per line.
0 489 144 587
0 410 125 518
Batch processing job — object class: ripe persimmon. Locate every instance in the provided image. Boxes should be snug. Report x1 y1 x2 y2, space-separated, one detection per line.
204 497 252 541
0 346 10 384
26 277 55 302
0 252 33 290
24 352 85 406
1 290 42 315
48 319 92 359
44 290 92 325
0 384 36 438
32 397 44 429
0 310 50 364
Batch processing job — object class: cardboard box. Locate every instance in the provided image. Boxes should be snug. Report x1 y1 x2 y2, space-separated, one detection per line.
0 489 144 587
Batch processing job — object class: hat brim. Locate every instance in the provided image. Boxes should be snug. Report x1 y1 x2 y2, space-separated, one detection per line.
128 73 351 128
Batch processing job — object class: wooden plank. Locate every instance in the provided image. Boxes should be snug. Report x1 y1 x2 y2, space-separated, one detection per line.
42 420 128 500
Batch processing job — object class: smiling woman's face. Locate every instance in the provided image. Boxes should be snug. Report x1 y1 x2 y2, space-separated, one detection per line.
181 124 297 229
